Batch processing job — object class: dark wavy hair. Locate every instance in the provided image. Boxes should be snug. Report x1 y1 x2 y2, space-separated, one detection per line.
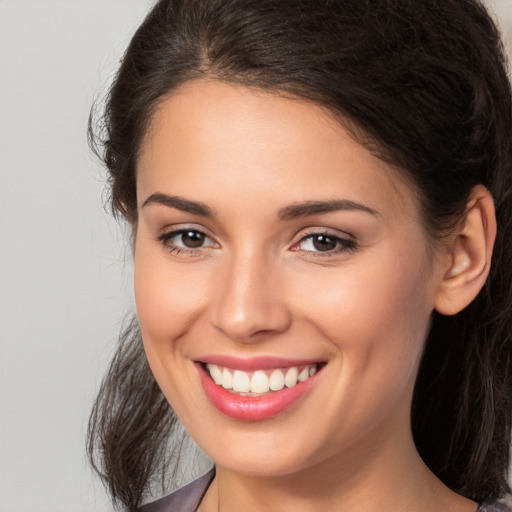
87 0 512 509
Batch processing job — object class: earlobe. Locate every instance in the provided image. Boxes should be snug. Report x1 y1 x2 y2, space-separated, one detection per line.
434 185 497 316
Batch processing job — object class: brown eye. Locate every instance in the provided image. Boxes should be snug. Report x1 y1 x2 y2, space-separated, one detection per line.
312 234 337 252
181 231 205 248
157 228 217 254
294 231 357 256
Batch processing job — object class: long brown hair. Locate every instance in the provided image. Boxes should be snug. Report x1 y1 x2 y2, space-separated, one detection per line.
88 0 512 509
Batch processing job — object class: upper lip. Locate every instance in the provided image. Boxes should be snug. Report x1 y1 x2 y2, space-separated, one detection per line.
196 355 324 371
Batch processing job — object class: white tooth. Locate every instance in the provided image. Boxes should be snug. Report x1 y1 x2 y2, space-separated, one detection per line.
251 371 270 394
298 367 309 382
232 370 251 392
269 369 285 391
221 368 233 389
309 365 317 377
285 367 298 388
207 364 223 385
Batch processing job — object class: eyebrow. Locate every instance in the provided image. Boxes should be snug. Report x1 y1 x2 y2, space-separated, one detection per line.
277 200 379 221
142 193 215 217
142 193 378 220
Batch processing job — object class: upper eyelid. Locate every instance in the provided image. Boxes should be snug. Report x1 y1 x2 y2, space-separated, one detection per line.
154 220 353 237
291 228 357 251
294 232 354 247
158 228 215 241
157 224 216 239
294 227 356 242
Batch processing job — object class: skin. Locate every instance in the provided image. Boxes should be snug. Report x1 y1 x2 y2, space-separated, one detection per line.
134 80 483 512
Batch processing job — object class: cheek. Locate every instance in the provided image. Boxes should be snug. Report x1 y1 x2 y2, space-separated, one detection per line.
133 240 209 357
288 251 433 447
133 238 215 423
291 247 433 386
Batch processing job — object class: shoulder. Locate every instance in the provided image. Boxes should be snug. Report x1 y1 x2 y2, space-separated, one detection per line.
478 498 512 512
139 469 215 512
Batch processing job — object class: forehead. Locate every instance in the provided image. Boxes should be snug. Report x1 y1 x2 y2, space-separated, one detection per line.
137 79 419 224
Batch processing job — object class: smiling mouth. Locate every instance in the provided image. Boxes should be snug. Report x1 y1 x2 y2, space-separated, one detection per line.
203 363 324 396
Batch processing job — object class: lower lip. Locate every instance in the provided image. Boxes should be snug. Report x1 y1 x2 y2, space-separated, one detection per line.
197 363 322 421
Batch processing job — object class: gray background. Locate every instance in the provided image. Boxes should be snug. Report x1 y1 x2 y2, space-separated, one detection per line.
1 1 511 511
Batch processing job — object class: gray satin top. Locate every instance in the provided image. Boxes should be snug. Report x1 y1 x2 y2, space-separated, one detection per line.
140 469 512 512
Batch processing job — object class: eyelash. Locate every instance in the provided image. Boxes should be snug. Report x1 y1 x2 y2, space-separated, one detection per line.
156 228 218 257
292 231 357 258
156 228 358 258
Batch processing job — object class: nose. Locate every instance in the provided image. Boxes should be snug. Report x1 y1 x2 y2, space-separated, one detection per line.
211 249 292 342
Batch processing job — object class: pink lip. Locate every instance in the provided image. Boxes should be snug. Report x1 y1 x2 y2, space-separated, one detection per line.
196 362 323 422
197 355 322 371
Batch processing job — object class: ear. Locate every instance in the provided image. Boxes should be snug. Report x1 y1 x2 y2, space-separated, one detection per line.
434 185 497 316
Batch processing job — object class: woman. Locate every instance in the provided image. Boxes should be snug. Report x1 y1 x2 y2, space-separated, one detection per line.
88 1 512 511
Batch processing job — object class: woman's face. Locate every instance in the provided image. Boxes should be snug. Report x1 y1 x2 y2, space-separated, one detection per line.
134 80 446 476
